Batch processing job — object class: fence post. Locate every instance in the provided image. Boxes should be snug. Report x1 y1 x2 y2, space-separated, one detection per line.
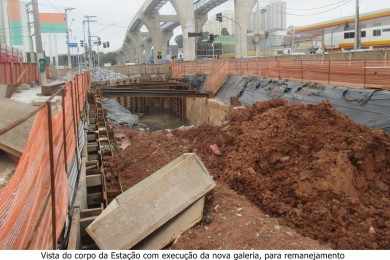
75 78 81 123
70 82 81 173
46 101 57 249
300 58 304 81
328 58 331 84
277 57 281 80
61 88 68 173
363 59 367 89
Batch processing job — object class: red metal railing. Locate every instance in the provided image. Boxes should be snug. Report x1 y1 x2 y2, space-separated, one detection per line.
0 44 38 85
172 57 390 94
0 44 23 63
0 62 39 85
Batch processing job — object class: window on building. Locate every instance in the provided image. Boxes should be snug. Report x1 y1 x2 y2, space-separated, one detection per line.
373 29 382 37
344 32 355 39
361 31 366 38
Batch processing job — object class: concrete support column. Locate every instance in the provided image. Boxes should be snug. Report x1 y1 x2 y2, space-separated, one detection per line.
128 33 145 64
234 0 257 58
117 49 127 64
171 0 196 61
143 38 153 64
143 14 163 63
195 14 208 33
162 30 174 58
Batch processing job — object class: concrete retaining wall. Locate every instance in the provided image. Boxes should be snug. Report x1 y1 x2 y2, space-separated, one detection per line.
186 97 231 126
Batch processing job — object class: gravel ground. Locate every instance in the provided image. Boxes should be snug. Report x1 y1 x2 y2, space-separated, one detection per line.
91 67 128 81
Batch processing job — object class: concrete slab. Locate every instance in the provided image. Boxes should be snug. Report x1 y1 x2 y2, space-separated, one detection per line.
135 198 205 250
0 98 35 158
86 153 215 249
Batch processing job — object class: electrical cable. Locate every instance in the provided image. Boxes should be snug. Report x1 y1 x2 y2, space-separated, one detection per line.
286 0 354 17
286 0 352 11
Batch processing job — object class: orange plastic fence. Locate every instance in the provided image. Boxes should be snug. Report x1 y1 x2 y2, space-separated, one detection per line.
0 62 39 85
0 72 90 249
171 58 390 94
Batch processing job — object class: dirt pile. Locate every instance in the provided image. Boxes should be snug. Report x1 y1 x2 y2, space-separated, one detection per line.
112 129 189 189
111 100 390 249
171 184 328 250
223 100 390 249
112 125 230 189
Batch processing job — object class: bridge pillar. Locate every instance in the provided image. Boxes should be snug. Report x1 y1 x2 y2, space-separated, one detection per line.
144 37 154 64
195 14 208 33
162 30 174 59
127 33 146 64
143 15 164 63
171 0 196 61
234 0 257 58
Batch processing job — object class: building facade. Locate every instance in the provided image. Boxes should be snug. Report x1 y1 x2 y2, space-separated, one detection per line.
293 9 390 52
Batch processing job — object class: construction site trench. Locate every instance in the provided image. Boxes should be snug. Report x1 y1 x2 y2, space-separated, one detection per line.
82 68 390 250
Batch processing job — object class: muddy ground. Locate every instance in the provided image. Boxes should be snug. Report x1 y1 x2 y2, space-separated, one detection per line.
111 100 390 249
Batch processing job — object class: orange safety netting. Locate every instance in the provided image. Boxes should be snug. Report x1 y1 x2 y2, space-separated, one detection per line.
0 72 90 249
171 58 390 94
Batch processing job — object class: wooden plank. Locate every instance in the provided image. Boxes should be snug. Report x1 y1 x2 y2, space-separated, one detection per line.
86 153 215 249
67 207 81 250
86 174 102 188
135 198 205 250
81 208 103 219
41 81 65 96
0 98 35 158
80 216 97 230
74 149 88 210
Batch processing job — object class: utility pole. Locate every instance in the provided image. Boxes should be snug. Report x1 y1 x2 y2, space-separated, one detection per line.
25 2 34 55
82 20 87 68
65 7 75 69
354 0 361 50
32 0 46 83
84 15 97 68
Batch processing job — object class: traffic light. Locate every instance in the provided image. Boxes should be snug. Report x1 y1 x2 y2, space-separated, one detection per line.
97 37 102 46
216 13 223 22
80 40 84 47
157 51 162 60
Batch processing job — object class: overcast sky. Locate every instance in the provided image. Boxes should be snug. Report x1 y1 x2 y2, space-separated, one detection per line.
37 0 390 53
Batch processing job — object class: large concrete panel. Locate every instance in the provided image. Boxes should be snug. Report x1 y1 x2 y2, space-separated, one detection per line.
86 153 215 249
135 198 205 249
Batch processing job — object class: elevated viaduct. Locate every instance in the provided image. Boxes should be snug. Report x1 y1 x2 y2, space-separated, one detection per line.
118 0 257 63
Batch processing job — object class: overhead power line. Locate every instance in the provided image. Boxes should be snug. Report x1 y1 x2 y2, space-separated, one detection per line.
286 0 352 11
286 0 354 17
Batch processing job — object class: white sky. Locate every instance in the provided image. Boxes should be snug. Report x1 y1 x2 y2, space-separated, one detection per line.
37 0 390 53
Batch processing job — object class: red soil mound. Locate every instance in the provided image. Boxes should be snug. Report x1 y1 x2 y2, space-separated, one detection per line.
223 100 390 249
112 100 390 249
